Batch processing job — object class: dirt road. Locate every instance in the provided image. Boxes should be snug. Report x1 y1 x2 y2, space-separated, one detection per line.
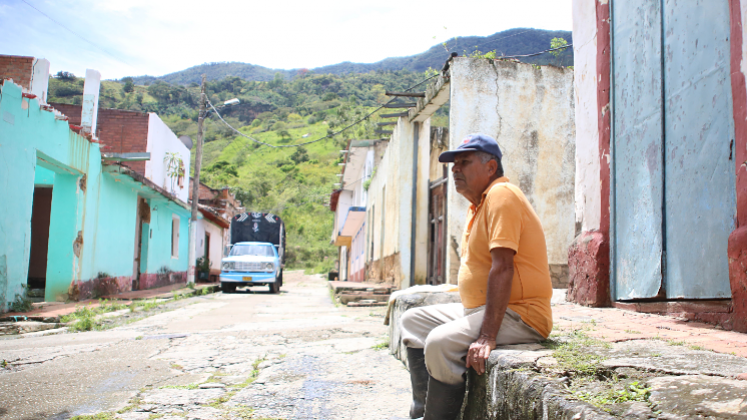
0 271 410 420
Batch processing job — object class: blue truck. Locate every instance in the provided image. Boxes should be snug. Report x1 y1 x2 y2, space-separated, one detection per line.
220 212 285 293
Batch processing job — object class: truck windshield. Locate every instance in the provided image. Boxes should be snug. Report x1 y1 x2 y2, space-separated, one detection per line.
230 245 275 257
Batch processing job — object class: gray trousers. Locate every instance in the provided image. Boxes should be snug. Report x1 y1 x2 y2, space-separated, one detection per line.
400 303 544 385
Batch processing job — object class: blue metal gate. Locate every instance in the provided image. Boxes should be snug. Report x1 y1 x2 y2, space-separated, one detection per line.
612 0 736 300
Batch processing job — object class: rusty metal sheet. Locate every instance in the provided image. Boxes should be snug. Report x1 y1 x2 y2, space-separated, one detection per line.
612 0 664 300
663 0 735 298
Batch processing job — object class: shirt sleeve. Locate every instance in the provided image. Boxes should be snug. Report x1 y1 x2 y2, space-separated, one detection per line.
485 186 523 252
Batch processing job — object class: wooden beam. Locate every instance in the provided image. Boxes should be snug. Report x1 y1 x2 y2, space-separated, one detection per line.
383 103 416 108
377 122 397 126
375 129 393 135
386 91 426 97
380 112 408 118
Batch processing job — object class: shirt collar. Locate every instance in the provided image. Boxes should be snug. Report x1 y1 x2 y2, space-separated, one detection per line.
469 176 510 213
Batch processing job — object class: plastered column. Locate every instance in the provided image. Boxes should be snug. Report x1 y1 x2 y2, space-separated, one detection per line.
566 0 611 307
728 0 747 332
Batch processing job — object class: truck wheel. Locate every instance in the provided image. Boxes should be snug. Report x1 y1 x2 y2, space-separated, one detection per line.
269 281 280 294
278 270 283 287
221 282 236 293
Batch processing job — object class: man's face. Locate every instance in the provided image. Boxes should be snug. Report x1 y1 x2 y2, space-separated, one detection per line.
452 152 496 203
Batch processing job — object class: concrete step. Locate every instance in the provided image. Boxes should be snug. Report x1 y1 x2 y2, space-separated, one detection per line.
338 293 390 305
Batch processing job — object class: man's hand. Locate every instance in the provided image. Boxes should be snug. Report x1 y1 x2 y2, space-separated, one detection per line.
466 334 496 375
467 247 515 375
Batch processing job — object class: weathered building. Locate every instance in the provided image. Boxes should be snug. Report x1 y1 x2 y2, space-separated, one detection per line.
189 179 244 280
568 0 747 332
342 58 575 291
330 140 381 282
447 58 576 288
0 56 192 309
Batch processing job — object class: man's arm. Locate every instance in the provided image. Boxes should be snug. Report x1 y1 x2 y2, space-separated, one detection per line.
465 247 514 375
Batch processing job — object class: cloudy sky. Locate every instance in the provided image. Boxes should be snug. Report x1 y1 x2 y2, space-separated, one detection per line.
1 0 572 80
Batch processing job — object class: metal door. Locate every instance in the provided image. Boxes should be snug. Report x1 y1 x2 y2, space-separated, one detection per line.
612 0 665 300
663 0 735 298
613 0 735 300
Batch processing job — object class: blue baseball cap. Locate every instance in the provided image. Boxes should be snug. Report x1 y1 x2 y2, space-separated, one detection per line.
438 133 502 163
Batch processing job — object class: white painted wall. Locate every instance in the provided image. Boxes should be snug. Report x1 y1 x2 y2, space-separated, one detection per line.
81 69 101 136
448 58 576 268
145 113 191 203
195 218 224 270
414 120 431 284
30 58 49 104
573 0 601 233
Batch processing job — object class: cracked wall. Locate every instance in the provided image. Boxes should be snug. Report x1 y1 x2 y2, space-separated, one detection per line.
447 58 576 286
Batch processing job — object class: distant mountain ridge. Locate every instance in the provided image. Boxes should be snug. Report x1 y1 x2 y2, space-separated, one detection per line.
128 28 572 86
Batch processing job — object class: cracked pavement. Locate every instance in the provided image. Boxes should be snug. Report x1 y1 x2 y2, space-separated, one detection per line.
0 271 410 420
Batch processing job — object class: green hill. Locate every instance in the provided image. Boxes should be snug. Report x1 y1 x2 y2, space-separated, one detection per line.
127 28 572 86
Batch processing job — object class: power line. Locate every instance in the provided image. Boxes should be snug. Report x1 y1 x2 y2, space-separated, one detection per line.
455 29 535 55
20 0 127 66
207 73 440 149
497 43 573 59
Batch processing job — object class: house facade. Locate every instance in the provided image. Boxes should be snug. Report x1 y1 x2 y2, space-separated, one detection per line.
330 140 379 282
189 179 244 280
568 0 747 331
0 55 191 309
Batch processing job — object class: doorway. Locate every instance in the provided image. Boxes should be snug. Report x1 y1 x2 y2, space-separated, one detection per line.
427 177 447 285
27 187 53 301
611 0 735 300
133 197 150 290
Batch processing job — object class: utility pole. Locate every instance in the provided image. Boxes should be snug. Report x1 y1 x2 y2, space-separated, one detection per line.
187 74 207 285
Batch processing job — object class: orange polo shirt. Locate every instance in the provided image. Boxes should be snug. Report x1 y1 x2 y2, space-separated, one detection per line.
457 177 553 337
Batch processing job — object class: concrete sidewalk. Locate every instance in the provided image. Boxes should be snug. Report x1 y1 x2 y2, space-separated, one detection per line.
389 290 747 419
552 294 747 359
1 282 219 322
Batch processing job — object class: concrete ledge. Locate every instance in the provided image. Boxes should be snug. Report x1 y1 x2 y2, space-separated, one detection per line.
463 344 614 420
388 291 461 364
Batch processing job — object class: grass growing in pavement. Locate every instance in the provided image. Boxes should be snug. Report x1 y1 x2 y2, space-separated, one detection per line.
574 380 651 408
61 287 216 333
69 414 115 420
328 286 341 307
159 384 198 389
60 299 129 332
372 340 389 350
541 330 611 377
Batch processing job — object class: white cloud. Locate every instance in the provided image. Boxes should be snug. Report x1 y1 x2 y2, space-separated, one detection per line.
2 0 572 79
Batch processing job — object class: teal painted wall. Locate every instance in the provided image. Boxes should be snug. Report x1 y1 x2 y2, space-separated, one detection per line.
44 173 79 300
144 199 190 274
0 81 191 308
34 167 55 186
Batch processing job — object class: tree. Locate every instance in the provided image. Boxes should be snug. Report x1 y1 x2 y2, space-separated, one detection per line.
290 146 309 164
123 77 135 93
55 71 76 82
550 38 569 66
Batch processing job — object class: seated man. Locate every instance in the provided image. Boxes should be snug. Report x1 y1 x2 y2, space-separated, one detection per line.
400 134 553 420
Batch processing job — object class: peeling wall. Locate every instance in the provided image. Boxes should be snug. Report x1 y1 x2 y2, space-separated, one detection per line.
573 0 601 233
366 117 431 289
448 58 576 278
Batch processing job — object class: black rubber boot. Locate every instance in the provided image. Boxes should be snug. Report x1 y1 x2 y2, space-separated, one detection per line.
422 376 466 420
406 347 429 418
